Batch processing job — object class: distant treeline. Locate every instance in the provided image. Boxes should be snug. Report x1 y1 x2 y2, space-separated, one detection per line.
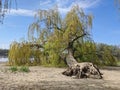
96 43 120 61
74 43 120 66
0 49 9 57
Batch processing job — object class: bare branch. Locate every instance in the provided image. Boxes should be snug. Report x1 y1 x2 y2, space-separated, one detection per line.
72 33 86 44
30 44 44 49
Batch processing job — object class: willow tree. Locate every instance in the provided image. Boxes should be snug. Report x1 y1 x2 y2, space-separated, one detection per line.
28 5 102 79
28 6 91 65
0 0 17 23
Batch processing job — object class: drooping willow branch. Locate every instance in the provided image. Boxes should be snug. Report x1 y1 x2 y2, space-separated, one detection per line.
0 0 17 24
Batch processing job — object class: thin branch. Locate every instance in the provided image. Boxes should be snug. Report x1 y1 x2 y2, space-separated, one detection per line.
72 33 86 44
30 44 44 49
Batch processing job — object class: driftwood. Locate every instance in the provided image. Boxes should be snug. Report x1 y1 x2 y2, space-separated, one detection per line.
62 62 103 79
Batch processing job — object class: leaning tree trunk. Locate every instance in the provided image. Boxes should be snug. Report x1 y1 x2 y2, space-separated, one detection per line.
62 46 103 79
66 48 78 67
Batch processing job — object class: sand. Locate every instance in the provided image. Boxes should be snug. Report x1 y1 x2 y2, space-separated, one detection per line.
0 62 120 90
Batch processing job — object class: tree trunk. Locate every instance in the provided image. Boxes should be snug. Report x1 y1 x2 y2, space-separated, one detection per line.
63 43 103 79
66 48 77 67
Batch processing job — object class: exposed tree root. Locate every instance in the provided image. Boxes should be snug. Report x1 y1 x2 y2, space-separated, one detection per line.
62 62 103 79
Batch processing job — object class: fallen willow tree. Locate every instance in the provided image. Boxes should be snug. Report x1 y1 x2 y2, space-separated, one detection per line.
28 5 103 79
9 5 102 79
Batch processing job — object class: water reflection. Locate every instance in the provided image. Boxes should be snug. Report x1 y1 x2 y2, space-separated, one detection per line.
0 58 8 62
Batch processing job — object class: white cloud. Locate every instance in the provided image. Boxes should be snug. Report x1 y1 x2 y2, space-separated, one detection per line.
58 0 101 13
6 0 101 16
77 0 101 9
7 9 36 17
39 0 51 6
39 0 101 14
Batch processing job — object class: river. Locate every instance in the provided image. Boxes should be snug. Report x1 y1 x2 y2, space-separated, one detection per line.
0 58 8 62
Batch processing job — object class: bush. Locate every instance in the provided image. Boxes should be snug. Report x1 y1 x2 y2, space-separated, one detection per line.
8 41 32 66
19 66 30 72
9 66 30 72
9 66 18 72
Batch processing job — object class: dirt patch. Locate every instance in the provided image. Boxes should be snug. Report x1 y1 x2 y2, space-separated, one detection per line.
0 62 120 90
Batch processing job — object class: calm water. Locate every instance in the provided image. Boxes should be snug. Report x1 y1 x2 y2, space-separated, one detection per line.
0 58 8 62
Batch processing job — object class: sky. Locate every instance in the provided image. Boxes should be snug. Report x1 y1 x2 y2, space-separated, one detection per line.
0 0 120 49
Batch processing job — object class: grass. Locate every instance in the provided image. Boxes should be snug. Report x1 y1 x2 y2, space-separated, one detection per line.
19 66 30 72
9 66 30 72
9 66 18 72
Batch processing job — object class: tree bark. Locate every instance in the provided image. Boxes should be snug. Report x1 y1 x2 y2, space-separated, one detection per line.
63 61 103 79
63 42 103 79
66 48 77 67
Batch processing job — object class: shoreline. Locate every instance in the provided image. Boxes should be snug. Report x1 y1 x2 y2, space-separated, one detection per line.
0 57 8 63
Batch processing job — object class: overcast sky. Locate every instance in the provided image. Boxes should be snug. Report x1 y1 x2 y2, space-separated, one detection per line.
0 0 120 49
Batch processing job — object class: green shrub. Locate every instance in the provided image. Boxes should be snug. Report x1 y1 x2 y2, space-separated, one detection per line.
19 66 30 72
9 66 30 73
8 41 32 66
9 66 18 72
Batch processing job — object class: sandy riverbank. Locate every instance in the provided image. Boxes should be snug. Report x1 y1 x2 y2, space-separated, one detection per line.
0 62 120 90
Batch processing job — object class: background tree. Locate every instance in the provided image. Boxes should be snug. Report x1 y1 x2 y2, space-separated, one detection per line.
96 43 119 66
